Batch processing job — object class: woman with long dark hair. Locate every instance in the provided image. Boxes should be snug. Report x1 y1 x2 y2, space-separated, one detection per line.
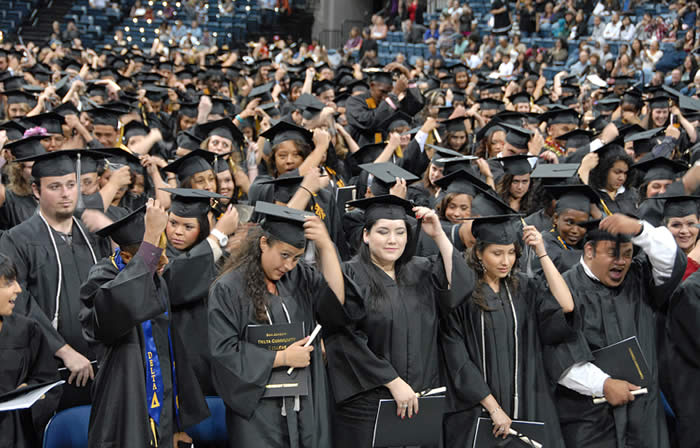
585 144 638 216
493 155 536 214
441 214 572 447
326 195 472 447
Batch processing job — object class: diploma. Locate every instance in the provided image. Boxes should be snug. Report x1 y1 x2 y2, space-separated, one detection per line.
593 387 648 404
508 429 543 448
287 324 322 375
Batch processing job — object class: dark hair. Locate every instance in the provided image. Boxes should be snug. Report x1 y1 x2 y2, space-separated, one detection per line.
357 217 414 307
0 253 17 282
180 169 219 191
437 192 468 221
496 173 536 214
217 225 279 323
421 162 440 194
466 240 521 311
589 148 634 191
267 139 312 178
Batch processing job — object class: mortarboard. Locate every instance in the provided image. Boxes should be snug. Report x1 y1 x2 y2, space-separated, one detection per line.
210 97 235 116
368 71 394 85
260 121 314 147
545 184 600 214
621 88 643 109
437 156 478 175
53 102 80 117
255 201 314 249
645 94 672 110
0 75 27 91
491 111 528 127
2 90 36 105
96 204 147 247
471 190 517 216
360 162 419 195
531 163 581 185
4 135 46 159
97 147 142 173
86 83 108 99
196 118 244 145
122 120 150 143
259 174 307 203
247 82 275 101
594 97 621 113
490 154 536 176
88 107 121 128
477 98 505 111
22 112 64 135
163 149 217 184
143 85 168 102
427 144 465 161
508 92 531 105
578 218 633 246
161 187 226 218
178 101 199 118
379 111 412 133
475 120 506 143
0 120 27 141
625 127 664 156
346 79 370 94
441 116 467 133
651 195 700 218
295 93 326 120
434 168 490 197
15 148 84 178
543 108 580 126
313 79 335 95
632 156 687 183
500 123 533 151
558 129 593 149
437 106 454 120
468 214 522 245
347 194 414 223
589 115 610 133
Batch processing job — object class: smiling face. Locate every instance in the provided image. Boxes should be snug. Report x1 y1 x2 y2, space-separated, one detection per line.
645 179 673 198
189 169 217 193
216 169 235 204
363 219 408 267
444 193 472 223
554 208 589 246
478 243 517 280
0 275 22 317
260 237 305 281
273 141 304 176
584 240 634 287
666 214 699 252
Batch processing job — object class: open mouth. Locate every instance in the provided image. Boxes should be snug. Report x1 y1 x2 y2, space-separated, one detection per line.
609 267 624 280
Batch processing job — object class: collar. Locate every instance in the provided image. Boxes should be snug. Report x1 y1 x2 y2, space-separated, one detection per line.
599 185 626 195
580 255 601 282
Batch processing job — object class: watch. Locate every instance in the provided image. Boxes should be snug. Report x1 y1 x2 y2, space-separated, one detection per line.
210 229 229 247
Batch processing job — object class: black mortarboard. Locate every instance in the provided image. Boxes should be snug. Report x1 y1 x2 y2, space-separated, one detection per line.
625 127 664 156
438 156 478 175
86 83 108 98
501 123 533 150
346 79 370 94
492 111 528 127
632 156 687 183
477 98 505 111
469 214 522 245
163 149 217 183
475 120 506 143
1 75 27 91
645 94 671 110
380 111 412 133
545 184 600 213
471 190 517 216
434 168 490 197
53 102 79 117
0 120 26 141
178 101 199 118
197 118 244 145
427 144 465 161
247 82 275 101
22 112 64 136
442 116 467 133
561 83 580 97
122 120 150 143
614 75 635 86
579 218 633 246
4 135 46 159
143 84 168 102
16 148 83 178
176 131 203 151
594 97 621 113
491 154 536 176
369 71 394 85
295 93 325 120
347 194 414 223
88 107 120 128
360 162 419 195
29 64 52 83
96 204 147 247
3 90 36 105
313 79 335 95
351 143 386 165
589 115 610 133
161 187 225 218
508 92 531 105
210 97 234 116
622 88 643 109
260 121 313 147
543 108 580 125
97 147 142 174
260 174 306 203
255 201 313 249
437 106 454 120
531 163 581 185
653 195 700 218
558 129 593 149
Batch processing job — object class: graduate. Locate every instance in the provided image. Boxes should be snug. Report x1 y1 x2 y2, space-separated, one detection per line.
544 214 686 448
325 195 472 448
208 202 361 448
656 195 700 279
79 199 209 448
160 187 240 395
0 253 58 448
583 142 639 216
0 150 109 409
440 215 571 448
0 135 44 230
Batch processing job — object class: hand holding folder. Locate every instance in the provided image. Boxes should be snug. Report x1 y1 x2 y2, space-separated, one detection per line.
591 336 650 405
372 391 446 447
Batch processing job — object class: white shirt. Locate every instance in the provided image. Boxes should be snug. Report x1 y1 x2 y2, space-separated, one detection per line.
603 20 622 40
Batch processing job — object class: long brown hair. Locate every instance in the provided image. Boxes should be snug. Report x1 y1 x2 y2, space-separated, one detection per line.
8 162 33 196
465 240 521 311
496 173 535 214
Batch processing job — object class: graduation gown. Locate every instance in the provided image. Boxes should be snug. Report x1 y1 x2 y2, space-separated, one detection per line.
541 228 583 274
0 214 107 408
208 261 364 448
524 209 552 233
326 251 472 448
345 91 401 147
0 314 59 448
544 251 687 448
79 245 209 448
163 241 217 395
661 268 700 448
0 190 37 231
596 187 639 216
440 273 569 448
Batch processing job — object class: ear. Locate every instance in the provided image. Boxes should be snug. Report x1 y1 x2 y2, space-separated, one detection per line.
583 241 594 259
362 228 370 245
551 212 559 228
259 236 268 252
31 182 40 199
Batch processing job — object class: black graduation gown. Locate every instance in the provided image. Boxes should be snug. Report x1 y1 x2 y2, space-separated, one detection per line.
407 182 434 208
401 139 430 178
79 247 210 448
542 228 582 274
524 209 552 233
637 182 686 227
661 269 700 448
544 251 687 448
0 314 59 448
0 190 37 230
596 187 639 216
163 241 217 395
326 251 472 448
0 214 108 408
440 273 568 448
208 261 364 448
345 91 401 147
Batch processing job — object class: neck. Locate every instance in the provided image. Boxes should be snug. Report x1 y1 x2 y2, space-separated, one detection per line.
483 271 501 292
683 242 696 256
41 210 73 234
371 255 396 279
264 277 278 294
510 197 521 210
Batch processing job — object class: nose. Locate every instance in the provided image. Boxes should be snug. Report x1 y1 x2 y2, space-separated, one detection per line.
12 280 21 294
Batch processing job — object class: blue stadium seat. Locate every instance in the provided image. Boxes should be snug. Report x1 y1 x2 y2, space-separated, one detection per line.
43 405 90 448
186 396 228 444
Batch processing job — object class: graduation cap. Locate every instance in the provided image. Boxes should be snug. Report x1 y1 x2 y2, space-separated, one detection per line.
346 79 370 94
468 214 522 245
437 156 478 175
560 83 580 97
177 100 199 118
143 85 168 102
645 93 672 110
368 71 394 85
426 144 466 166
474 120 506 143
313 79 335 96
559 129 593 149
501 123 533 151
379 111 412 133
4 135 46 159
247 82 275 100
53 102 79 117
0 120 26 141
613 75 635 87
163 149 217 184
346 194 414 223
97 147 142 172
594 97 621 113
2 90 36 105
259 174 307 203
197 118 244 145
492 111 528 127
260 121 313 147
161 187 226 218
490 154 536 176
545 184 600 214
88 107 121 128
508 92 531 105
15 148 84 178
632 156 687 183
652 195 700 218
625 127 664 156
441 116 467 133
449 62 469 74
478 82 504 95
471 190 517 216
436 106 454 121
22 112 65 135
543 108 580 126
578 218 633 246
621 88 643 109
360 162 419 196
434 168 490 197
589 115 610 133
210 97 234 116
86 83 108 99
0 75 27 91
29 64 52 83
531 163 581 185
255 201 314 249
477 98 505 111
295 93 326 120
122 120 150 144
96 204 147 247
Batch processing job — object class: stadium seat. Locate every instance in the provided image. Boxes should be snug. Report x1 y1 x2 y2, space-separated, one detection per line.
43 405 91 448
186 396 229 444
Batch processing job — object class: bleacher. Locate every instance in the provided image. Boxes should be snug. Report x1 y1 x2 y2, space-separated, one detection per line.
0 0 39 37
61 0 123 48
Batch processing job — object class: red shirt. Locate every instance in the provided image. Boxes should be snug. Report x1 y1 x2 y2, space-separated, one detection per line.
408 2 417 22
682 257 699 281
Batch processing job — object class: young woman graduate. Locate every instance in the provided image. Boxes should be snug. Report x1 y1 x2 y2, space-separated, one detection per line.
0 136 43 230
325 194 473 448
160 188 240 396
79 199 209 448
580 142 639 216
439 214 573 448
208 201 363 448
0 253 58 448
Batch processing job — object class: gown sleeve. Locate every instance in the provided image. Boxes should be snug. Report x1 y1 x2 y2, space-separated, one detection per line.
400 139 430 177
26 317 60 386
79 244 166 345
345 94 398 132
207 274 277 419
667 268 700 366
161 240 215 307
430 249 476 313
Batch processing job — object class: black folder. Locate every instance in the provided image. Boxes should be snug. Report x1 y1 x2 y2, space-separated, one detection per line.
372 395 446 447
472 417 545 447
592 336 650 388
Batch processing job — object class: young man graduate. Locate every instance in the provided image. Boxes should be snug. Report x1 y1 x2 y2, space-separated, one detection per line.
79 198 209 448
544 214 687 448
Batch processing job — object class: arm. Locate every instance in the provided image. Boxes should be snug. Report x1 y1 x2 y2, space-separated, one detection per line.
297 129 330 176
98 166 131 211
524 226 574 313
304 215 345 305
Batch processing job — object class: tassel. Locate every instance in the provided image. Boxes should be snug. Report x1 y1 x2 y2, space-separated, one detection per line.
294 395 300 412
281 398 287 416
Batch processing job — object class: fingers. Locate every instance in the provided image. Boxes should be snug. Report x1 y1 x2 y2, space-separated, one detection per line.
89 364 95 380
291 336 310 347
68 370 77 385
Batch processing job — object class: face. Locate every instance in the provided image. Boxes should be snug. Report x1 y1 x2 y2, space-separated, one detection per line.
585 240 634 287
93 125 118 148
81 172 100 195
363 219 408 266
428 163 444 185
515 103 530 113
548 123 576 139
166 214 201 251
274 141 304 175
370 81 392 102
7 103 28 119
666 214 699 251
444 194 471 223
502 142 527 157
509 174 530 199
179 115 197 132
646 179 673 197
190 169 217 192
554 208 588 246
455 72 468 88
34 173 78 220
208 135 233 154
41 134 65 152
0 276 22 317
260 237 305 281
488 131 506 158
651 107 669 127
448 130 467 150
606 160 628 191
479 243 517 280
216 169 235 203
130 173 145 196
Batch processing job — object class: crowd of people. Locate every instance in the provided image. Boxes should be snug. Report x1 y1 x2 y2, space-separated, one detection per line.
0 0 699 446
